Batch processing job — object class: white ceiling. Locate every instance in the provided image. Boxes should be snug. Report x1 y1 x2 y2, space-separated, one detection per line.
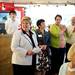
0 0 75 4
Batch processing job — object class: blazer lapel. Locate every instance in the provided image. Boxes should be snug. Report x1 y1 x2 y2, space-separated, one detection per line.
23 34 33 46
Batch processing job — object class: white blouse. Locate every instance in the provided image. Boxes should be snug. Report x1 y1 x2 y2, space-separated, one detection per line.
59 63 75 75
59 63 68 75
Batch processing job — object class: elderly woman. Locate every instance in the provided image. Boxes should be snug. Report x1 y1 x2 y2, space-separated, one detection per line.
59 43 75 75
50 14 67 75
11 16 43 75
66 16 75 62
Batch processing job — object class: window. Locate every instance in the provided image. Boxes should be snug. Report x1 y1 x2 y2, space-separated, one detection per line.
0 11 9 23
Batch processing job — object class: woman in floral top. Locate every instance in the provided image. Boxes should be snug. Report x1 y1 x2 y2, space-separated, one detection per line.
35 19 51 75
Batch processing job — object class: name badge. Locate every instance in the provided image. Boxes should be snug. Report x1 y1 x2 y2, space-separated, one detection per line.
38 34 42 37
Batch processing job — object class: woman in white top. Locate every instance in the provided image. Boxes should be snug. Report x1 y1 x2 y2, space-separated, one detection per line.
11 16 43 75
59 43 75 75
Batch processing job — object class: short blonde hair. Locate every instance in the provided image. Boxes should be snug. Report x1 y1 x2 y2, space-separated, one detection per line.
67 43 75 61
21 16 31 24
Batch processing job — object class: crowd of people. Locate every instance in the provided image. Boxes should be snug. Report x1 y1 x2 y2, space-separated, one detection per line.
5 10 75 75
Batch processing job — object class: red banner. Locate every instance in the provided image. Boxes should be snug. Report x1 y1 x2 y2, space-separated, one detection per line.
0 2 14 11
0 2 2 11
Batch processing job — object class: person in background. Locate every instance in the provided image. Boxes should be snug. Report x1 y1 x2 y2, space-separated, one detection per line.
50 14 67 75
48 25 50 32
11 16 44 75
35 19 51 75
66 16 75 62
5 10 20 35
59 43 75 75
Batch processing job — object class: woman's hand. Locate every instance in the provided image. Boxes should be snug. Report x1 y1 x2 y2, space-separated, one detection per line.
73 27 75 32
26 50 33 56
60 25 67 32
39 45 47 50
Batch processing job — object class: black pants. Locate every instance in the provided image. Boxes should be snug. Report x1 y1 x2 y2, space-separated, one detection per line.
51 47 66 75
12 64 34 75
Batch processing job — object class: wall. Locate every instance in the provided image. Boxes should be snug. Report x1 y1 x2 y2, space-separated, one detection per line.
0 35 13 75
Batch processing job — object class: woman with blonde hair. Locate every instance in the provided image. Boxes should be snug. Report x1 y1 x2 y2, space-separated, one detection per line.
59 43 75 75
11 16 43 75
